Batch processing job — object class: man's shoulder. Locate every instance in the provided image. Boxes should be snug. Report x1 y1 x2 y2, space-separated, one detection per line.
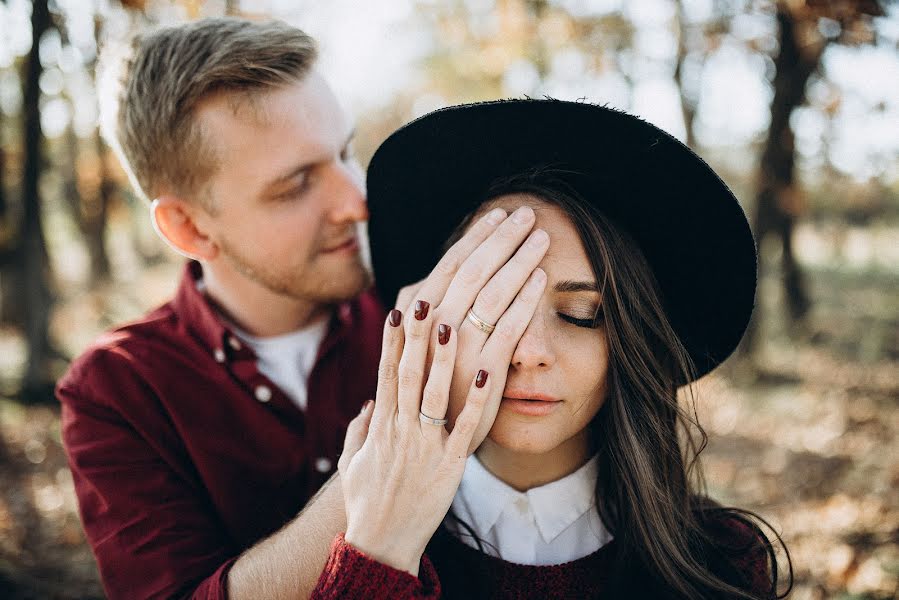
56 300 184 402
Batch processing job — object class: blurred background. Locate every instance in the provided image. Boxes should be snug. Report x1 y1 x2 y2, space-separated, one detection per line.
0 0 896 598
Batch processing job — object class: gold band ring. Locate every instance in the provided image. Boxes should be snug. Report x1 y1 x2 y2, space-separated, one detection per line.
466 308 496 335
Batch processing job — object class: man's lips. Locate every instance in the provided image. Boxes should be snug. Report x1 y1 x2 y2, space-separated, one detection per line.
321 237 358 253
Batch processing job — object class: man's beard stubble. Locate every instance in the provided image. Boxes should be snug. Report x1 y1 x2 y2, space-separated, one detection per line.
218 236 372 305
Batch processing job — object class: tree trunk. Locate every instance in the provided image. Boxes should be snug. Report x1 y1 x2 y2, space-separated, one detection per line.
88 133 113 282
0 121 6 220
674 0 696 148
744 5 821 353
62 121 112 283
0 111 25 327
20 0 55 402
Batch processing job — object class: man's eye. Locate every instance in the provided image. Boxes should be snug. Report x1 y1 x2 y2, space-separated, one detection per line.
279 177 311 200
558 312 603 329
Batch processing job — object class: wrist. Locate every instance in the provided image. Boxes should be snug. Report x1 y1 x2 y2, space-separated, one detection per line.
343 529 421 577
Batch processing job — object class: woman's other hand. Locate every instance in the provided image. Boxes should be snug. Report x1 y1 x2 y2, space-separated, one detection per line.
395 206 550 451
339 269 545 575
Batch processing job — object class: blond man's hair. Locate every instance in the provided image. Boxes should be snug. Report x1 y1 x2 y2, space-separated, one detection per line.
98 18 318 209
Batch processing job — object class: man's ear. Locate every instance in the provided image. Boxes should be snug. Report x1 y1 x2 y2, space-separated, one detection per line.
150 196 219 261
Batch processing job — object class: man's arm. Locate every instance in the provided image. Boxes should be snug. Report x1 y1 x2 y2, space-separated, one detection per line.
59 350 346 600
226 471 345 599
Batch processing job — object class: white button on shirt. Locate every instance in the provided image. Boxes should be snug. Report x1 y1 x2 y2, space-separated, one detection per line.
231 318 329 411
446 454 612 566
254 385 272 403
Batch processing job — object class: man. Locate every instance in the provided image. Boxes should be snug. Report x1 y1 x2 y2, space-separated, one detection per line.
58 16 546 600
57 17 381 599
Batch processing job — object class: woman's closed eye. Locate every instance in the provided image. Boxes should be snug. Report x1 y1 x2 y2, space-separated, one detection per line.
558 310 603 329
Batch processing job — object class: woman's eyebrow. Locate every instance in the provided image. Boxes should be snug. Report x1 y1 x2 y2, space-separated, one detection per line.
553 280 600 293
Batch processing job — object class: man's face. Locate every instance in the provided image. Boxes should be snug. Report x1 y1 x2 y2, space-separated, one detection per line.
194 72 371 305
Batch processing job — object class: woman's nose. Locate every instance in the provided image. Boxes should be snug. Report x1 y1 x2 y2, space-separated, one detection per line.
511 314 555 369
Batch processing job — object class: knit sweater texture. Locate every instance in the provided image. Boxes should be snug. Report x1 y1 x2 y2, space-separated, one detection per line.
312 515 773 599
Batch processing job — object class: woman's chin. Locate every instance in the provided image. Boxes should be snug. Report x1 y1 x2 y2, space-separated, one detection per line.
486 421 557 455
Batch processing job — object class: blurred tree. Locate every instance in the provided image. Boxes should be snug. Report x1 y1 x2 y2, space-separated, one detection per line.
56 15 114 285
20 0 56 401
744 0 887 352
0 65 27 328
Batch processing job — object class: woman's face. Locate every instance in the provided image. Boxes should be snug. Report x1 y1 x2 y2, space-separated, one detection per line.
448 194 609 456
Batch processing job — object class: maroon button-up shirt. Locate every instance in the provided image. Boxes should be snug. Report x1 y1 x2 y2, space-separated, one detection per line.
57 262 385 599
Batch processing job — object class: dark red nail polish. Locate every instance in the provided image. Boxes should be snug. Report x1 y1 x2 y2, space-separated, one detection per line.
438 324 451 345
388 309 402 327
475 370 489 388
414 300 430 321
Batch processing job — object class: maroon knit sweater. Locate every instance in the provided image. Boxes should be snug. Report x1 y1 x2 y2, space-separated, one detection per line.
312 516 773 599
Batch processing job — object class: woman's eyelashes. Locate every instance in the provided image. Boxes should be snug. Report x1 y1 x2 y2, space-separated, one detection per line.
557 309 603 329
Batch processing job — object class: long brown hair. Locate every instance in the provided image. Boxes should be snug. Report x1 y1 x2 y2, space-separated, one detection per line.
444 169 792 599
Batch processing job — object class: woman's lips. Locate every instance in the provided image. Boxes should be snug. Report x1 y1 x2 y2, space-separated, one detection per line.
501 390 562 416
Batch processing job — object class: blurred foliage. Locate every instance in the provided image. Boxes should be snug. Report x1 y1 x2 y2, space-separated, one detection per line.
0 0 897 598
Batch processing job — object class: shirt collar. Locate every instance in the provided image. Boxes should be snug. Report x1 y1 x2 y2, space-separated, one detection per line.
527 455 599 543
170 261 356 364
453 454 600 545
453 454 520 537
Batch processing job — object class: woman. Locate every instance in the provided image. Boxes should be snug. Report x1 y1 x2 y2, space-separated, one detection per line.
313 100 791 599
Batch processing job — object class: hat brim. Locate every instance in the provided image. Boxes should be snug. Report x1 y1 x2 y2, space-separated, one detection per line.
366 99 756 381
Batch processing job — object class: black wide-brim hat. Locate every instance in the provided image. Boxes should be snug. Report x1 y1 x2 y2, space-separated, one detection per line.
366 99 756 382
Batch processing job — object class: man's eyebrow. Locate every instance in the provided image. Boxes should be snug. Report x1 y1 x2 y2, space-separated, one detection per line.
553 280 600 293
262 129 357 194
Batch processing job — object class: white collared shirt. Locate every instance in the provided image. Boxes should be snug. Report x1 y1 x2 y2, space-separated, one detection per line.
445 454 613 565
229 318 329 412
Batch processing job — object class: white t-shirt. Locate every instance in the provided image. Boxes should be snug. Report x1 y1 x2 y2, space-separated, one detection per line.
230 318 329 412
446 454 612 565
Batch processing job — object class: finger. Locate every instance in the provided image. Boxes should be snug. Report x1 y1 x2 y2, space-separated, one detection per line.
372 309 404 427
396 300 433 422
419 324 457 430
481 267 547 359
446 369 491 459
463 228 548 337
462 269 548 450
406 207 508 312
438 206 538 328
395 279 425 311
339 400 374 473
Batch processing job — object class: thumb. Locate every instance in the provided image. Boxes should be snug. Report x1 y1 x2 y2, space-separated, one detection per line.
339 400 374 472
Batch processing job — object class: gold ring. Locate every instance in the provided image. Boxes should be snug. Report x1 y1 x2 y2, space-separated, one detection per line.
466 308 496 335
419 411 448 426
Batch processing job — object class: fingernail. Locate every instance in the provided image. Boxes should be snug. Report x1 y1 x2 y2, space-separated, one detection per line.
475 370 489 388
512 206 534 224
360 399 374 413
388 309 402 327
527 229 548 247
414 300 430 321
438 324 451 345
485 208 506 225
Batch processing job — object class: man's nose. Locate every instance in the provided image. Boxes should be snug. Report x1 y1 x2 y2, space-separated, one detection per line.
329 161 368 223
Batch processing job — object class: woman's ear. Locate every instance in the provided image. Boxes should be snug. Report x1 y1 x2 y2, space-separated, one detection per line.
150 196 219 261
